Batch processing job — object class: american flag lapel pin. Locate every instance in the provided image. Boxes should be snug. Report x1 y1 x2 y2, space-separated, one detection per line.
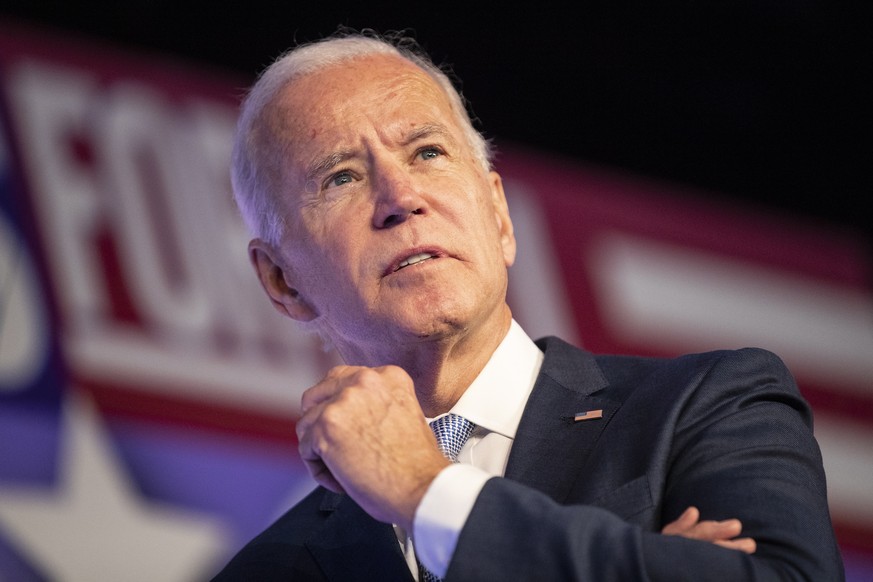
574 409 603 422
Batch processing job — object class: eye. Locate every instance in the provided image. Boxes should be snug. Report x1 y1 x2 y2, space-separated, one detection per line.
325 170 355 189
417 146 444 161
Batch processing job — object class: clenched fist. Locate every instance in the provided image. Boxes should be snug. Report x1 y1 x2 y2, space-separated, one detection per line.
296 365 451 531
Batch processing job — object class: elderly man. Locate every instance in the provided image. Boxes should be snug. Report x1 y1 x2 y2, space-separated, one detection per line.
213 30 843 581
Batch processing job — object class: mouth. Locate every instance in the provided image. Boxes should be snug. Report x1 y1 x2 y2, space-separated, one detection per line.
397 252 436 269
385 248 446 276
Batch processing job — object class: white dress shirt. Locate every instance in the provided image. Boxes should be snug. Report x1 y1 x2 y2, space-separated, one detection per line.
401 319 545 578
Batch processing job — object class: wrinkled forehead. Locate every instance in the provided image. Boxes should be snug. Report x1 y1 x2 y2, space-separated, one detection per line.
266 53 464 157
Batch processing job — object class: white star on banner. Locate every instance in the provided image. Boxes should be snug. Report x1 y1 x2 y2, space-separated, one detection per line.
0 392 230 582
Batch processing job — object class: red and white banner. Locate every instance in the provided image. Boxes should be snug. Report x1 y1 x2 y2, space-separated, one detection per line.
1 21 871 581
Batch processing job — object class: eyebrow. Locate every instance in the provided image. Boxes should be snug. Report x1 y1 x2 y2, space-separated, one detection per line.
304 150 356 183
401 122 454 146
302 123 455 183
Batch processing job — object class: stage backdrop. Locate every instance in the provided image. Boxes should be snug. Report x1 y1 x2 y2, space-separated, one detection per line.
1 21 871 582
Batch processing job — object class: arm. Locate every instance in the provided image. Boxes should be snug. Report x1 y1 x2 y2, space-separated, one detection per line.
446 349 843 581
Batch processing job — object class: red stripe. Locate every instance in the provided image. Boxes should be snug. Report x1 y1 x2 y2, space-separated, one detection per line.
834 520 873 554
801 384 873 427
75 377 299 446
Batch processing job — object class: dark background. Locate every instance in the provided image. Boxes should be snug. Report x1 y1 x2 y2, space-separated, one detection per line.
1 2 870 239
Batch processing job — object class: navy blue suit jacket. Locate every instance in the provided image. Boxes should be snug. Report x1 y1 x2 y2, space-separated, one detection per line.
213 337 844 581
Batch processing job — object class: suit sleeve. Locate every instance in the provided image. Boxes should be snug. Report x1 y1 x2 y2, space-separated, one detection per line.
446 348 844 581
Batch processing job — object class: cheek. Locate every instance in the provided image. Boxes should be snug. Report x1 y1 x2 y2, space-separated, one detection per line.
301 235 369 296
282 239 335 294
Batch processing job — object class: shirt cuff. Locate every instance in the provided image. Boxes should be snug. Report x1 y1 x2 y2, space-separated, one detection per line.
413 463 492 577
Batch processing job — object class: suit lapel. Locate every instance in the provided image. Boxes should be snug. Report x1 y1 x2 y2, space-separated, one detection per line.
306 492 414 581
505 337 620 504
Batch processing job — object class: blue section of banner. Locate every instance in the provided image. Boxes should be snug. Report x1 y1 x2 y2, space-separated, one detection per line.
0 95 67 576
844 549 873 582
0 106 65 404
106 417 315 549
0 524 49 582
0 99 65 477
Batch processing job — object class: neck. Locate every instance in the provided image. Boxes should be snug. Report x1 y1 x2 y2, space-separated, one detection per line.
336 306 513 417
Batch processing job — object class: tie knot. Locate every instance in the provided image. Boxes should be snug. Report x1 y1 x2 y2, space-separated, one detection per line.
429 413 475 462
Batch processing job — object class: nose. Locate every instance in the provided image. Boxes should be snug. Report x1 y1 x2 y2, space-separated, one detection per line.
371 163 428 229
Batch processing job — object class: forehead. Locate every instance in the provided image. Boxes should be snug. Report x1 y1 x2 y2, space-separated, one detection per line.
269 54 463 159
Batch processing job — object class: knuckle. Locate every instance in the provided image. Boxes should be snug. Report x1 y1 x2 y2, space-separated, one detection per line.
300 390 317 410
319 402 347 429
329 364 352 376
378 365 413 389
325 364 353 382
355 367 380 384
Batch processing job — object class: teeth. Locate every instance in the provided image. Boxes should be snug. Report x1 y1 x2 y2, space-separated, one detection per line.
398 252 435 269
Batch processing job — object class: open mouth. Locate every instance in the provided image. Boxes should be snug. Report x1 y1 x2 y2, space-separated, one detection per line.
396 252 436 271
385 249 446 276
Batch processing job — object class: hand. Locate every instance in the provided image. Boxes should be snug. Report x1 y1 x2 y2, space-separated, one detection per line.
662 506 756 554
296 365 450 531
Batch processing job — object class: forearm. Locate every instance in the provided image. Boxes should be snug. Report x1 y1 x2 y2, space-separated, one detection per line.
449 478 823 582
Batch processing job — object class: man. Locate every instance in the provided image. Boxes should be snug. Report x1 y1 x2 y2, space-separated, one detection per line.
213 29 843 580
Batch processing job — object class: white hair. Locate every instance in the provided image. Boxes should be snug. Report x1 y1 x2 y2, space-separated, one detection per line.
231 29 494 244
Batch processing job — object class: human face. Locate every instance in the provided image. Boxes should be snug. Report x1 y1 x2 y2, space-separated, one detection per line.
256 53 516 363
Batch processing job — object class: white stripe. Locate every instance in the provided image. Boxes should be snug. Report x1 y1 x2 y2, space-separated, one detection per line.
68 331 329 415
815 416 873 525
589 233 873 394
505 181 581 345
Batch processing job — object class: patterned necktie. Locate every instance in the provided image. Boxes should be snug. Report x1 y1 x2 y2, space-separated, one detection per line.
419 413 476 582
430 413 476 462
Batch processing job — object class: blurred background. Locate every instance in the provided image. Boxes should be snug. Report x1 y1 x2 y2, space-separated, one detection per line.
0 2 870 580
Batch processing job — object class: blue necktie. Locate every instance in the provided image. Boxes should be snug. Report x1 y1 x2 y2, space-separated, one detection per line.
430 413 475 462
419 413 476 582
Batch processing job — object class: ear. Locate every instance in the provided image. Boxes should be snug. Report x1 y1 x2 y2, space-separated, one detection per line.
248 238 318 322
488 171 517 267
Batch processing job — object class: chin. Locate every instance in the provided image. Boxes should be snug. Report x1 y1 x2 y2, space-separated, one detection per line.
399 305 479 342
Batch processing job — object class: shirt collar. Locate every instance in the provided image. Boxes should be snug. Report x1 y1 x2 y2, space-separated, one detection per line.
444 319 544 440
